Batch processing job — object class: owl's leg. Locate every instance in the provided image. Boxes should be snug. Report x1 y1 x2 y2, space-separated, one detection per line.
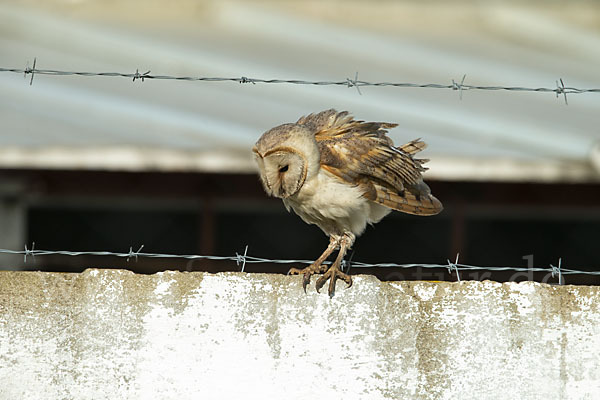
288 236 339 292
315 233 353 297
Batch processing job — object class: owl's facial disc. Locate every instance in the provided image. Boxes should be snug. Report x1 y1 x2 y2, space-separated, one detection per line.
257 147 307 199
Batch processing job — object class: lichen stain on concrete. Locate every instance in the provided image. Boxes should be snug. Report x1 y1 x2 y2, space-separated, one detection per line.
1 270 600 399
381 280 600 399
373 282 421 398
409 282 452 399
234 272 285 359
147 270 205 315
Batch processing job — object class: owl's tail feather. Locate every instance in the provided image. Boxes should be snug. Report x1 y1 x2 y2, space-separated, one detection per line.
398 139 427 155
374 183 443 216
398 139 430 172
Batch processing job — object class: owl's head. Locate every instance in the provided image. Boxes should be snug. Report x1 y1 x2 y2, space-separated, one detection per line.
253 123 320 199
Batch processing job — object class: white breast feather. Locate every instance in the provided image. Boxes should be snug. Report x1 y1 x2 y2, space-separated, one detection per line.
283 169 390 237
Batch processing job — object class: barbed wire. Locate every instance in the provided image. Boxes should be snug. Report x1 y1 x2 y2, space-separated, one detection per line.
2 245 600 284
1 59 600 103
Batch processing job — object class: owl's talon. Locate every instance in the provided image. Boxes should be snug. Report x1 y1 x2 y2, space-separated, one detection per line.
288 264 325 293
315 265 352 297
302 273 311 293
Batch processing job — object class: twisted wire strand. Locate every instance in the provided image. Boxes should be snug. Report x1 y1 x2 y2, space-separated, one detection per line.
1 64 599 98
2 247 598 277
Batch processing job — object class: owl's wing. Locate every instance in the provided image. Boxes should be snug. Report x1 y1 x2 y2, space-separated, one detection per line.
298 109 443 216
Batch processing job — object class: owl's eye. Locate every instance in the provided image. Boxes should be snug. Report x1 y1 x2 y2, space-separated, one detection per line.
279 165 289 173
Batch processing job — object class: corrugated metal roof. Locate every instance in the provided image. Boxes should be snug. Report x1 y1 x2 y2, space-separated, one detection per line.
1 1 599 182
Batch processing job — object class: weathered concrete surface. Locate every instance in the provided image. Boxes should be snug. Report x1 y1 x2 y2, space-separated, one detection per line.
0 270 599 400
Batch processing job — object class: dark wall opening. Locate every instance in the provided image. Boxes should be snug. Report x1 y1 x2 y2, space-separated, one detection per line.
0 169 597 284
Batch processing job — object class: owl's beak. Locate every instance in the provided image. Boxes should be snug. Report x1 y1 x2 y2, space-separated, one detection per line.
263 179 275 196
278 187 288 199
253 148 274 196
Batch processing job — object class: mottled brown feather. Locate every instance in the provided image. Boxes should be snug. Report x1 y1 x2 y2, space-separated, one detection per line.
299 109 443 216
399 138 427 155
374 183 442 216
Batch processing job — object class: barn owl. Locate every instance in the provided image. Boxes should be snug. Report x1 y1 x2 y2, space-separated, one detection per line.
253 109 442 296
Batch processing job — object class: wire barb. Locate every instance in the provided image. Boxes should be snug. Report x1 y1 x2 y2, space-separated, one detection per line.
556 78 568 105
127 245 145 262
550 258 563 285
447 253 461 282
132 69 151 82
346 71 362 95
451 74 467 100
342 249 355 274
23 242 35 263
24 58 36 86
236 245 249 272
238 76 256 84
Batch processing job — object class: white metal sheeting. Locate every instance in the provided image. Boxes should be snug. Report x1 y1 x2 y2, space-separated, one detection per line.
1 1 599 181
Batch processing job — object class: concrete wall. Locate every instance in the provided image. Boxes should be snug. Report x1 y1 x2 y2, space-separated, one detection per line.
0 270 598 399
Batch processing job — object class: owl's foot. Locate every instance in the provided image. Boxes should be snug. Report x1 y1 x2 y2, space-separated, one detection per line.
315 264 352 297
288 236 340 293
288 233 354 296
288 263 328 293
